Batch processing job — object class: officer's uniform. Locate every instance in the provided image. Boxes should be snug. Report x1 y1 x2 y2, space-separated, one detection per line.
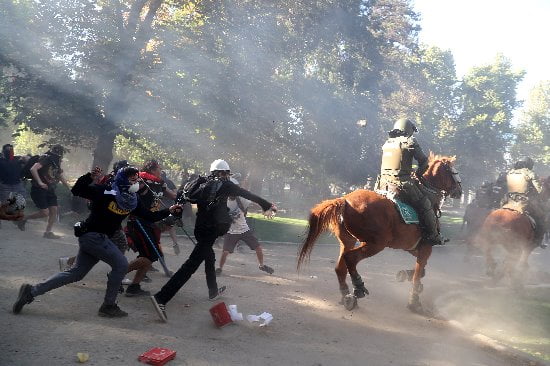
504 166 546 244
377 119 442 245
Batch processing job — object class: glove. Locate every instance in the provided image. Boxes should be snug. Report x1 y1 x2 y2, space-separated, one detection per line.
263 204 277 219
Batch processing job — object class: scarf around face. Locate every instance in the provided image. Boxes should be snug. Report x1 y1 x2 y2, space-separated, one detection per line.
112 170 138 211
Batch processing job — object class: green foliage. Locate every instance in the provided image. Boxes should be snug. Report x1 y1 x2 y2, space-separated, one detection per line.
512 81 550 173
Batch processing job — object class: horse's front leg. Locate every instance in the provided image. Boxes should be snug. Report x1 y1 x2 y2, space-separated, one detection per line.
407 244 432 314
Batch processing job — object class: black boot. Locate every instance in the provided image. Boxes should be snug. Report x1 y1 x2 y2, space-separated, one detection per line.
13 284 34 314
98 303 128 318
125 284 150 297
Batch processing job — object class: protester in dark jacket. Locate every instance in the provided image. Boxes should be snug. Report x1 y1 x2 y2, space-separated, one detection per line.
150 159 276 322
13 166 182 318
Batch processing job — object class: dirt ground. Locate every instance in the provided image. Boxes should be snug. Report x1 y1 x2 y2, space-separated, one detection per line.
1 218 549 366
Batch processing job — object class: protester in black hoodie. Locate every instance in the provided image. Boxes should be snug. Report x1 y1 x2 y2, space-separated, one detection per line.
13 166 182 318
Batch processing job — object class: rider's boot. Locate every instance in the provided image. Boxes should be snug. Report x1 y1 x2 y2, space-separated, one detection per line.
419 206 443 246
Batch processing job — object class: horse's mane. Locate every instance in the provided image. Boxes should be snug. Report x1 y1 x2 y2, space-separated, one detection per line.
427 152 456 165
424 152 456 177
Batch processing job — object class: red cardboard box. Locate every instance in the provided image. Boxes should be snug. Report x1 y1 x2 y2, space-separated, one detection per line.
138 347 176 366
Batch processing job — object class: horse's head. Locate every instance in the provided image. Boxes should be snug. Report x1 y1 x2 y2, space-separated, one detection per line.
423 153 462 199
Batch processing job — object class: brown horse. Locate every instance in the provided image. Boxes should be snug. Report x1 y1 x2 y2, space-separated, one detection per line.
474 176 550 287
298 154 462 313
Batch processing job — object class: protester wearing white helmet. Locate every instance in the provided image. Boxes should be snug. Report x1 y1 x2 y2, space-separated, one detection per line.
150 159 277 322
215 176 274 276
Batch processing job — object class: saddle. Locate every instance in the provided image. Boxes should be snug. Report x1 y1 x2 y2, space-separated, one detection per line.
375 189 420 225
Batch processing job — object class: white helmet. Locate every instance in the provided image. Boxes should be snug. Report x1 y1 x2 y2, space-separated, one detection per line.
210 159 230 172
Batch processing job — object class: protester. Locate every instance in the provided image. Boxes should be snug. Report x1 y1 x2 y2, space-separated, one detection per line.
58 160 132 272
0 144 26 230
22 144 71 238
12 166 182 318
124 160 177 297
159 170 181 254
215 177 274 276
150 159 276 322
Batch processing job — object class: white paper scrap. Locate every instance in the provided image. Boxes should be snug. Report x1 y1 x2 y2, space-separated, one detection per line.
246 312 273 326
228 305 243 321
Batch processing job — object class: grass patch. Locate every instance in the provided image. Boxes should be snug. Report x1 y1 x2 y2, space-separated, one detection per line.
246 213 338 244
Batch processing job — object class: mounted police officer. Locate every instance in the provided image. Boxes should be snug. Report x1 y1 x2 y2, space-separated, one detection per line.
504 157 547 248
377 118 443 246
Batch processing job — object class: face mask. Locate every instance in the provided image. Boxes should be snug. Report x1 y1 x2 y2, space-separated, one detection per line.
127 182 140 193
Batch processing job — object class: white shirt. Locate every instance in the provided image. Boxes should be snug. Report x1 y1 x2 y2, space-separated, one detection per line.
227 197 251 234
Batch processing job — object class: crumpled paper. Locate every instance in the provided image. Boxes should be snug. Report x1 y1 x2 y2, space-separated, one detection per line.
246 312 273 327
227 305 273 326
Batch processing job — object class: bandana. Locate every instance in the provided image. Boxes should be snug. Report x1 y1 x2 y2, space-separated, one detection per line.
139 171 163 183
112 170 138 211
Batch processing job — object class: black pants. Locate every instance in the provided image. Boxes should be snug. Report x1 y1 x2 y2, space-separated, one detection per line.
155 227 218 304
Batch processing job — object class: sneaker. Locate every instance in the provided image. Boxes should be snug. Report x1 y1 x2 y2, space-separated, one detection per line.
122 278 132 285
98 303 128 318
43 231 62 239
215 268 222 276
150 295 167 322
58 257 71 272
259 264 274 275
15 219 27 231
142 275 152 283
13 284 34 314
125 284 150 297
209 285 227 301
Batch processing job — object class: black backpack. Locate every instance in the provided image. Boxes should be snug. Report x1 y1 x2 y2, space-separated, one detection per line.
180 176 232 236
20 155 40 180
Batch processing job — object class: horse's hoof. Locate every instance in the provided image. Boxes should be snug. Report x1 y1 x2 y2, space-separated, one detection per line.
396 270 407 282
353 286 369 298
343 294 358 311
407 301 423 314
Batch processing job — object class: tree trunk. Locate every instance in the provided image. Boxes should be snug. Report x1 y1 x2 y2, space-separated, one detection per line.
92 128 116 172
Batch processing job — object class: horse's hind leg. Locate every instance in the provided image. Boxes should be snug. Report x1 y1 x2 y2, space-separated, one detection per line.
342 241 385 299
335 244 351 304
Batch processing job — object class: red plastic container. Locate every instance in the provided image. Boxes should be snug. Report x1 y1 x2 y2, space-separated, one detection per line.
209 302 233 328
138 347 176 366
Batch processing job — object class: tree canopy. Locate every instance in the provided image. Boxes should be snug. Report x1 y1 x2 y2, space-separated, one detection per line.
1 0 544 195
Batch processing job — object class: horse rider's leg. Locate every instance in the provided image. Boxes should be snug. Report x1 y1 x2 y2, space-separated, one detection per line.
343 243 384 298
407 244 432 313
403 182 442 246
528 203 546 246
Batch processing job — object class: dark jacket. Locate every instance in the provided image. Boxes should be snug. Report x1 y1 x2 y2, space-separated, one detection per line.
72 173 170 236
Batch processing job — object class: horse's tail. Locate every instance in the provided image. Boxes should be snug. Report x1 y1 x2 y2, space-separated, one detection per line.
297 197 345 270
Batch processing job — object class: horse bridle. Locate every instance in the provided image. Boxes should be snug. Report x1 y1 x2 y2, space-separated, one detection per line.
440 161 462 199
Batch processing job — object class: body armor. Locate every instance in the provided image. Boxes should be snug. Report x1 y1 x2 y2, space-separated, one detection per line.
381 136 416 178
506 170 529 194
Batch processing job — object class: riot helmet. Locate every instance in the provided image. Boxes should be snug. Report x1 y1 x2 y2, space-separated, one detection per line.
390 118 417 137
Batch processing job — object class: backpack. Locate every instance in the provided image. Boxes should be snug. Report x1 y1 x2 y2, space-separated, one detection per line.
20 155 40 180
180 176 232 236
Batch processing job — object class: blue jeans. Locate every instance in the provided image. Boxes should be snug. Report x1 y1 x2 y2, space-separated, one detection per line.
32 232 129 305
